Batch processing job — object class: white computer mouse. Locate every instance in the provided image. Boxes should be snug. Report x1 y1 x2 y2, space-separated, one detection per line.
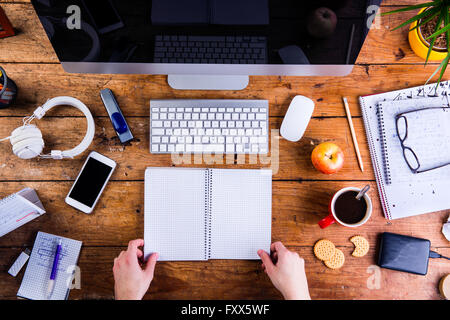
280 95 314 142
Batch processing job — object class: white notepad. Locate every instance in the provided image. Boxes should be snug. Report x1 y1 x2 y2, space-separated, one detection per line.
0 188 45 238
17 232 82 300
144 168 272 261
360 81 450 220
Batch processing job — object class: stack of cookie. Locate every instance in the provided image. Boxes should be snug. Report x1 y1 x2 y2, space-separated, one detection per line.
314 236 369 269
314 240 345 269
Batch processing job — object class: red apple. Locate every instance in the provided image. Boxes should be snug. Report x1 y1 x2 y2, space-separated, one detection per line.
311 142 344 174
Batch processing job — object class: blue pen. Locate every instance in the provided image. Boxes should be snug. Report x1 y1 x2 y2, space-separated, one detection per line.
47 239 62 299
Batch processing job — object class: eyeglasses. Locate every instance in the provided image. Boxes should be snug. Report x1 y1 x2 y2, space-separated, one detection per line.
395 107 450 174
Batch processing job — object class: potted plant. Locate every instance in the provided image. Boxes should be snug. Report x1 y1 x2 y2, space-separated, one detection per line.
383 1 450 85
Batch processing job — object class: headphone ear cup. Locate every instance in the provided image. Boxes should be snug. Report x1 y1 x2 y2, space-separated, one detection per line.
10 125 43 145
12 138 44 159
10 125 45 159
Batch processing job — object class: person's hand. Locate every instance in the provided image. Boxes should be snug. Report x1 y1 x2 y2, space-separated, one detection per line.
258 241 311 300
113 239 158 300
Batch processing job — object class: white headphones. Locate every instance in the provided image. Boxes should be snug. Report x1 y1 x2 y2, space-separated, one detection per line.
1 96 95 160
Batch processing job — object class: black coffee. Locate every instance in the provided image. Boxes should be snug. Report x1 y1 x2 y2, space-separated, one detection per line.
334 191 367 224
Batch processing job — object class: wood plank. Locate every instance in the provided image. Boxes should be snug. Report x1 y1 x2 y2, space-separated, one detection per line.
357 9 441 64
0 245 448 300
0 3 447 66
0 63 448 118
0 181 448 248
0 117 375 180
0 4 58 63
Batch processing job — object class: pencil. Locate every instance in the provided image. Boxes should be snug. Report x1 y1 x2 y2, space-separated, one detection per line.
342 97 364 172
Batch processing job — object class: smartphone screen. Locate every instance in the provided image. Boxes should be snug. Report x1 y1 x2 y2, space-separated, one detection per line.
68 157 113 207
83 0 121 30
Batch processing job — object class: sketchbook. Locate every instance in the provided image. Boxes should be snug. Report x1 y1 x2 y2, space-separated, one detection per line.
360 81 450 220
144 167 272 261
378 97 450 184
17 232 82 300
0 188 45 238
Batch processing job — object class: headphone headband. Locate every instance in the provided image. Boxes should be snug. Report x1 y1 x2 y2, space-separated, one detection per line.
33 96 95 159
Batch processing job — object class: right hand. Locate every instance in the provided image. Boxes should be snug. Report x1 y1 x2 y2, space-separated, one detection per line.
113 239 158 300
257 241 311 300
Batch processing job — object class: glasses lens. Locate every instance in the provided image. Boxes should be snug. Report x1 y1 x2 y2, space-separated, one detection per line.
396 116 407 141
404 148 419 171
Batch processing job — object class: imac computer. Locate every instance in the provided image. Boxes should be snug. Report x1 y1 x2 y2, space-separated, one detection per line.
31 0 382 90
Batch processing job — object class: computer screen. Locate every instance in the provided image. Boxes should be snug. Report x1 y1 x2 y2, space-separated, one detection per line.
31 0 382 75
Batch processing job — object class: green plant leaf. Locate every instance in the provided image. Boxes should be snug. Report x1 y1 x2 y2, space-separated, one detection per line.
436 55 449 86
381 2 437 16
425 11 444 64
409 10 439 31
425 20 450 39
391 7 441 31
426 54 449 86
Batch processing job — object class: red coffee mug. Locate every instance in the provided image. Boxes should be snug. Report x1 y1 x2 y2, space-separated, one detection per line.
318 187 372 229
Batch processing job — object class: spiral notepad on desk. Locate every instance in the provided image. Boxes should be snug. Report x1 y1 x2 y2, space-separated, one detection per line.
144 167 272 261
0 188 46 237
360 81 450 220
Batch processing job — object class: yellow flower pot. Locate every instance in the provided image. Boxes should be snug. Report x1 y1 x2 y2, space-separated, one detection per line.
408 8 448 61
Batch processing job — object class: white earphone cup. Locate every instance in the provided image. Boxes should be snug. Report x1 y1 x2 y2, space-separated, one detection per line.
10 125 45 159
10 125 43 145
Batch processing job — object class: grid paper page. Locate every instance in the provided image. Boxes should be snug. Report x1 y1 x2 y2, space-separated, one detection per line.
209 169 271 260
379 97 450 184
17 232 82 300
144 168 207 261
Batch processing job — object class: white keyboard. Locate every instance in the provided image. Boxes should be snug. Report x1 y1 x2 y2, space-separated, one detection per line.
150 100 269 154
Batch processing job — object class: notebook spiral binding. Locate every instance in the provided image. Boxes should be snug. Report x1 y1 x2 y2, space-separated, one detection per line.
0 193 16 205
205 169 213 260
377 106 392 184
360 97 392 220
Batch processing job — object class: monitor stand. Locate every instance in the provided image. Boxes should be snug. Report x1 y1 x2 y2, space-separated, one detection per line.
168 75 249 90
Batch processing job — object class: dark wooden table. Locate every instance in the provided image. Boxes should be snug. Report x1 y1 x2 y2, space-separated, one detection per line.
0 0 449 300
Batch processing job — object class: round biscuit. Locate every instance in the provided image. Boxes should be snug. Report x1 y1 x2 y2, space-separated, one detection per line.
324 248 345 269
350 235 369 257
439 274 450 300
314 239 336 261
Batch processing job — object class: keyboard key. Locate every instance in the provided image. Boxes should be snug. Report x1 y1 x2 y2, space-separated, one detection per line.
152 129 164 135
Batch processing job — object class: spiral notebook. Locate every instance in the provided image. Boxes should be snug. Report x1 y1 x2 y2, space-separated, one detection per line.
0 188 45 238
144 167 272 261
360 81 450 220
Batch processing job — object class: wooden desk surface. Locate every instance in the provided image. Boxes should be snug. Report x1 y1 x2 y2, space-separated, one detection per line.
0 0 449 300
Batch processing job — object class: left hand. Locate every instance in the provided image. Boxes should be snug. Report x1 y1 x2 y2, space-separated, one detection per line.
113 239 158 300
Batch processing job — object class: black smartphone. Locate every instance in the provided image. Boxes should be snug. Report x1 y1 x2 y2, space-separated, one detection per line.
81 0 124 34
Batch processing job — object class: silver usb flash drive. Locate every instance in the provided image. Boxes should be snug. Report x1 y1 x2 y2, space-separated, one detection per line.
8 248 31 277
100 88 134 144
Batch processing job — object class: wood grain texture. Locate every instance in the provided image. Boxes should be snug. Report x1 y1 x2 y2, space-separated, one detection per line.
1 246 448 300
0 0 449 300
0 117 375 180
0 181 448 247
